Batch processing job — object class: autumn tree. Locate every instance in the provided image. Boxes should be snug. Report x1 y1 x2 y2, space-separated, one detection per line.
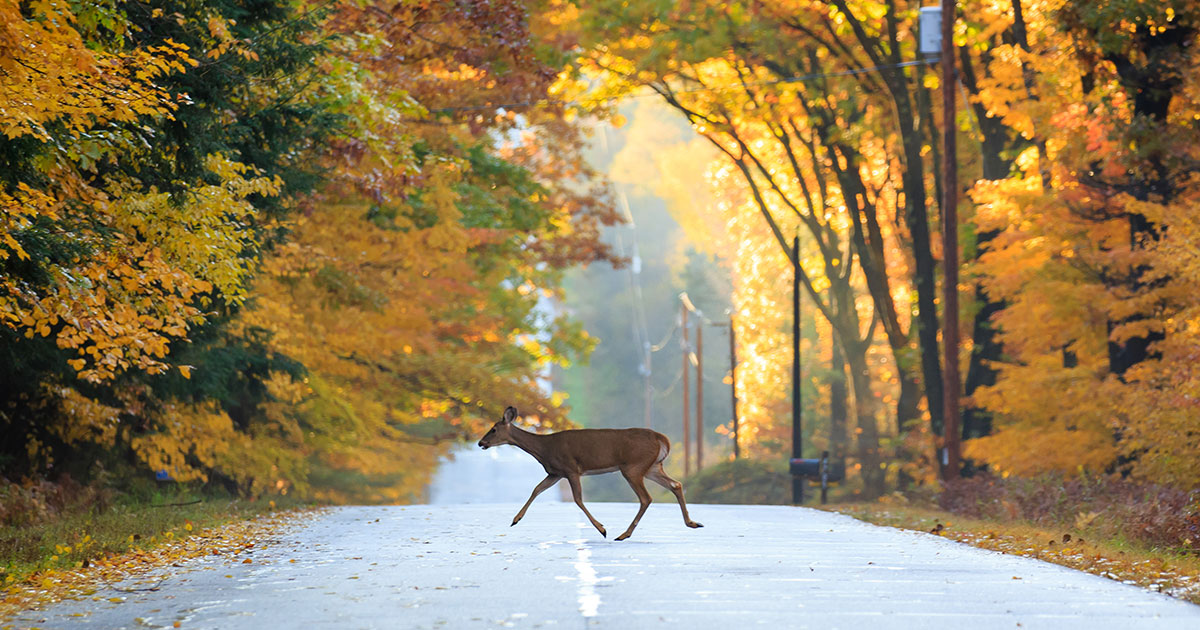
560 0 980 494
1 0 618 500
965 0 1200 486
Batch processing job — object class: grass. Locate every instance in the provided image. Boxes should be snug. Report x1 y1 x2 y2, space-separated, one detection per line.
670 458 1200 606
682 459 792 505
827 499 1200 605
0 485 308 589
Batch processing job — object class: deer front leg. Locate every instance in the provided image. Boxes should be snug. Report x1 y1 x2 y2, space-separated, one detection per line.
512 474 561 527
647 465 703 529
615 466 652 541
567 474 606 538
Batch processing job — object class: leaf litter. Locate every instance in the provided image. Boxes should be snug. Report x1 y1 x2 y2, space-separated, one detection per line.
0 507 321 626
832 504 1200 605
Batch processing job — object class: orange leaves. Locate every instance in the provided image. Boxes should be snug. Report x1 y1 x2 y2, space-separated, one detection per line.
0 507 314 621
0 0 188 142
961 1 1200 488
2 244 210 382
130 402 240 483
0 183 60 261
0 7 255 386
202 13 259 62
106 154 279 302
965 423 1119 479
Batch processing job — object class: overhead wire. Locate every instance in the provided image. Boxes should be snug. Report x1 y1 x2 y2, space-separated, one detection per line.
649 321 678 352
425 59 935 115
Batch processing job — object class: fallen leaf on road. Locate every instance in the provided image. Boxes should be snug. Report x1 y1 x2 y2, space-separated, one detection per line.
0 508 321 623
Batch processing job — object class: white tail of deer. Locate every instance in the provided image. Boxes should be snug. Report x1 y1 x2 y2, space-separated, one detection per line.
477 406 703 540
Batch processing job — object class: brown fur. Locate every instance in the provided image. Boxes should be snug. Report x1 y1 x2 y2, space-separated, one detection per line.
478 406 702 540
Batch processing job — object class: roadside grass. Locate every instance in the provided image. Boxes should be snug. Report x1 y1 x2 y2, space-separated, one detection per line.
683 459 792 505
828 500 1200 605
0 484 309 588
0 483 317 625
675 459 1200 605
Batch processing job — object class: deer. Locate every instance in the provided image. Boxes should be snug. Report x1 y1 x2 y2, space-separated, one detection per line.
477 406 703 540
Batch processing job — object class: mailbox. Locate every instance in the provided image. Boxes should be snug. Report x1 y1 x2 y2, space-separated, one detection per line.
789 451 845 504
789 458 822 477
789 456 845 482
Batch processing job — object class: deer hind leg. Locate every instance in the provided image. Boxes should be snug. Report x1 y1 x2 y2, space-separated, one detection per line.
646 464 703 529
615 465 653 541
512 474 561 527
567 474 606 538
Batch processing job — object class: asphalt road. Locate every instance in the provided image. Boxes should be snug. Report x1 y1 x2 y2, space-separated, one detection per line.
11 448 1200 629
10 502 1200 629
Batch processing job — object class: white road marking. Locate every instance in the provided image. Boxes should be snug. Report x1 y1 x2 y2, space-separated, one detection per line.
14 504 1200 629
573 525 601 617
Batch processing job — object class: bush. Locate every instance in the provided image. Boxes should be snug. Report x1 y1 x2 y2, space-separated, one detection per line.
0 475 111 528
684 458 792 505
940 474 1200 552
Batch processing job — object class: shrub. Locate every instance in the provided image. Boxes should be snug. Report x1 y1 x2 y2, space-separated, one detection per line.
684 458 792 505
940 474 1200 552
0 475 111 528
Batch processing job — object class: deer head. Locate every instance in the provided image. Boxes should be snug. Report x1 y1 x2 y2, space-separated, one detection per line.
477 406 518 450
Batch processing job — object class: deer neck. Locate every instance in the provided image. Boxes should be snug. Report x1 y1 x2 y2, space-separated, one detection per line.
507 425 550 464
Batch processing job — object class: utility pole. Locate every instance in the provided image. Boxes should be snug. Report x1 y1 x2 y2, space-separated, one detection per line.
681 304 691 478
791 236 803 505
729 314 739 460
643 341 652 429
696 323 704 473
941 0 962 479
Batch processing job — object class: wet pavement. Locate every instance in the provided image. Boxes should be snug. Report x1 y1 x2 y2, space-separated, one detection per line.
10 502 1200 629
10 449 1200 628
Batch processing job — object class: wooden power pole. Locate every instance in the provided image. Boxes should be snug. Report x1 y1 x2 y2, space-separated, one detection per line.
941 0 962 479
696 323 704 473
791 236 803 504
681 304 691 478
729 314 739 460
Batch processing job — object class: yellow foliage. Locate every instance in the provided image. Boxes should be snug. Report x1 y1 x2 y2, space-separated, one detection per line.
131 403 238 483
965 0 1200 487
105 154 280 302
965 426 1118 479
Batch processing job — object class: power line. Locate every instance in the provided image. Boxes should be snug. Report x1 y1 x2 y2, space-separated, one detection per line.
650 321 678 352
679 291 732 329
426 59 933 115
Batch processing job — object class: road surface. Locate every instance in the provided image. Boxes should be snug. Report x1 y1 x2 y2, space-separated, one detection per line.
10 449 1200 629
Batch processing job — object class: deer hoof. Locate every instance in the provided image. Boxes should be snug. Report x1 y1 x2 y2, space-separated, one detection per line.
598 526 607 538
615 532 632 541
687 521 703 529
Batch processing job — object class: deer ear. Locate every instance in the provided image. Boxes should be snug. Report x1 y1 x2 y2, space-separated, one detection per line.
503 406 517 423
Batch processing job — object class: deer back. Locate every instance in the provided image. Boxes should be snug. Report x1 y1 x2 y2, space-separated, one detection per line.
535 428 668 476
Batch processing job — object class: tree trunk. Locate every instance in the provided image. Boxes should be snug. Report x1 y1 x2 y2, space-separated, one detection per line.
889 71 945 438
844 341 884 498
1097 20 1192 376
830 332 849 457
958 48 1014 442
